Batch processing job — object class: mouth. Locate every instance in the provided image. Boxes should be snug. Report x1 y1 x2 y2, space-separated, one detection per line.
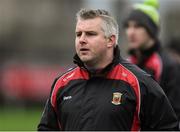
80 48 89 51
79 48 90 55
129 37 136 43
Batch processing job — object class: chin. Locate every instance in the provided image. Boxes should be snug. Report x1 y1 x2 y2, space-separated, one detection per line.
130 43 140 49
80 56 91 63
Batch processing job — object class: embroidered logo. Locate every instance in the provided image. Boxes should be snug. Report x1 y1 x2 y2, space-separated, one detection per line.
122 72 127 77
112 92 122 105
63 96 72 100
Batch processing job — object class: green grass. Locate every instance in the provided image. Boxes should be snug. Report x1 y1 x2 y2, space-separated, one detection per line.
0 107 43 131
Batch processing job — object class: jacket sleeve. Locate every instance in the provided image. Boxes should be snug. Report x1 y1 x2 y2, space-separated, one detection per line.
139 76 179 131
160 61 180 120
37 78 61 131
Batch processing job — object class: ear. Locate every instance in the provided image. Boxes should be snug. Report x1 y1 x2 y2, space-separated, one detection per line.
107 35 116 48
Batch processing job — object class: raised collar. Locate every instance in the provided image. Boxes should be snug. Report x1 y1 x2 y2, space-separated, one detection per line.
73 45 121 76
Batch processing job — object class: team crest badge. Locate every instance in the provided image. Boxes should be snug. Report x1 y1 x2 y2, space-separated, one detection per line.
112 92 122 105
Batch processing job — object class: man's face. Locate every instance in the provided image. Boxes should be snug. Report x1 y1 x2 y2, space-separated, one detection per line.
75 17 110 65
125 21 152 50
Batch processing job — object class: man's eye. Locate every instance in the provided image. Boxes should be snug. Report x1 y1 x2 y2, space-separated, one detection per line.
135 23 143 28
76 32 81 37
86 32 97 36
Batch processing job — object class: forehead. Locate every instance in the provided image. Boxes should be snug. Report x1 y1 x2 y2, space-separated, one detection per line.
76 17 103 31
127 20 138 26
126 20 146 31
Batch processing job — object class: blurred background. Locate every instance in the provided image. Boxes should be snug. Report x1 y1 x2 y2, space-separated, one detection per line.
0 0 180 130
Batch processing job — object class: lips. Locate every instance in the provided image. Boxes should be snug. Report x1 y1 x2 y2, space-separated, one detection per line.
79 48 90 55
129 37 136 42
80 48 89 51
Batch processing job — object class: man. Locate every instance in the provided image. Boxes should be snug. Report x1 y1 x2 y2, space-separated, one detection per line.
38 9 178 131
166 38 180 127
123 0 180 124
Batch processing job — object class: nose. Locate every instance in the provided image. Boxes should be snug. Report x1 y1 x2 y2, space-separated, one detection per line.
126 27 135 37
79 33 87 45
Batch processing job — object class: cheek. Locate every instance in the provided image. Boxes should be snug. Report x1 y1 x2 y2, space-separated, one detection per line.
132 31 143 42
75 40 79 52
138 32 148 43
126 29 132 37
75 38 78 46
95 42 107 53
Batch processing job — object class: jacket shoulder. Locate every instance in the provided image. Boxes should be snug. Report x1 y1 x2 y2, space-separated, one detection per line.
54 66 79 84
50 66 79 107
119 58 151 81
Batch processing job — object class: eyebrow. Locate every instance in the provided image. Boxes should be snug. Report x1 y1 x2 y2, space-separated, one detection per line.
75 30 98 34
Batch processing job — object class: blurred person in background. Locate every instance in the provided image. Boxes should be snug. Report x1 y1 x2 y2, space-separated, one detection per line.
38 8 178 131
166 38 180 65
166 38 180 128
123 0 180 126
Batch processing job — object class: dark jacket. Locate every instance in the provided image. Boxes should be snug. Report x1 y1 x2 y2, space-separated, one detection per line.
128 41 180 121
38 46 178 131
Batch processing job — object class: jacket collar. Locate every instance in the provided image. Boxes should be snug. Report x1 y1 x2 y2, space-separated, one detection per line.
128 40 161 66
73 45 120 75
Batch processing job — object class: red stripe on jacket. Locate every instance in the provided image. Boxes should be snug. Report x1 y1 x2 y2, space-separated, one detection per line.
51 67 89 108
129 52 162 82
107 64 141 131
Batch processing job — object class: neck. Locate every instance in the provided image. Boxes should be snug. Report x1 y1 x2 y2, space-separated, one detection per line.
85 51 114 70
